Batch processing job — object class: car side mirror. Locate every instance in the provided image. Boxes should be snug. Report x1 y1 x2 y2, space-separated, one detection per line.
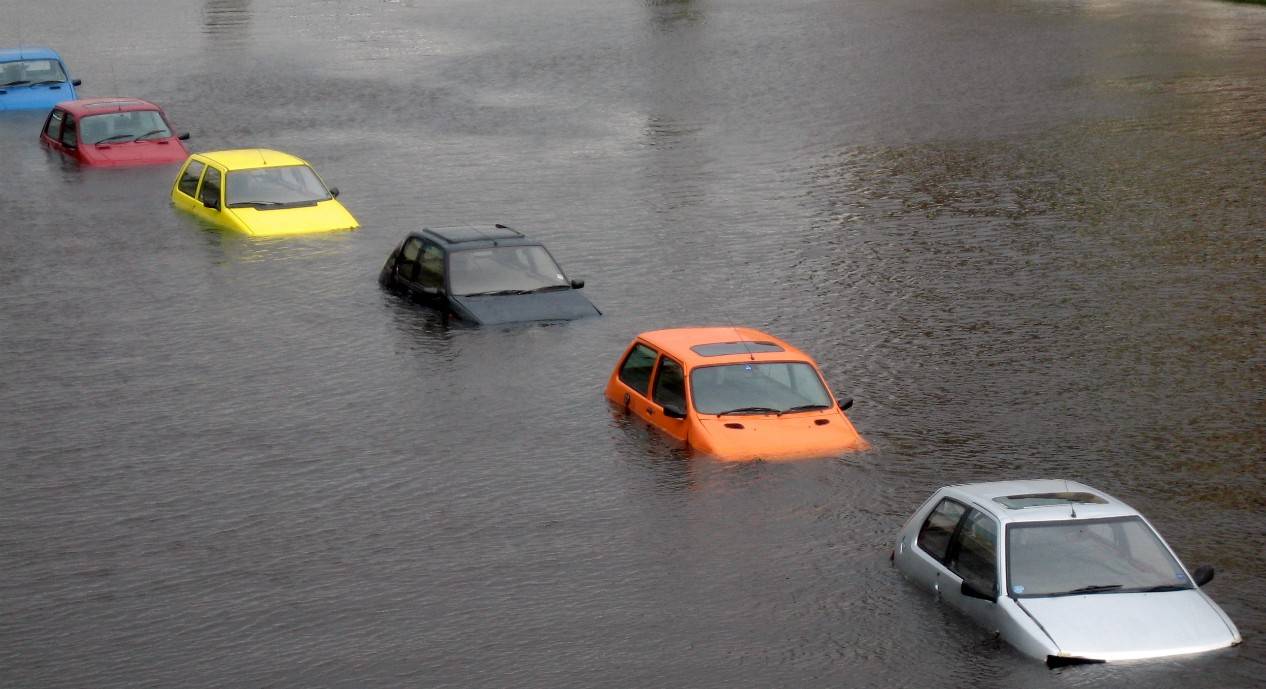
838 397 853 411
1192 565 1215 587
177 132 190 141
960 580 997 603
328 187 340 198
202 198 219 210
570 278 585 289
72 79 82 86
661 404 686 419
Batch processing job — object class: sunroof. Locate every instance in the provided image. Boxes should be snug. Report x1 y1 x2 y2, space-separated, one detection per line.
428 224 524 243
993 492 1109 509
690 341 785 357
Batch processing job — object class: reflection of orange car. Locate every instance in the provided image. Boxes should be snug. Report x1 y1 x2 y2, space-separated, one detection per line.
604 327 869 461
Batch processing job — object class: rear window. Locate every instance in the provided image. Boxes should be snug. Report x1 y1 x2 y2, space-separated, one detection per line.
178 160 204 197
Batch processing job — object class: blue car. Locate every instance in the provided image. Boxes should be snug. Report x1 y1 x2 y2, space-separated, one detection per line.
0 47 80 111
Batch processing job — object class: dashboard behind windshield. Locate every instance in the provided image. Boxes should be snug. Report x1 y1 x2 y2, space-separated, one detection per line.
0 59 67 85
450 245 567 296
1006 516 1192 597
690 362 832 414
226 165 331 207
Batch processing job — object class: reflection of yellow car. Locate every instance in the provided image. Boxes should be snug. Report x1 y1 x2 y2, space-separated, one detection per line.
170 149 358 237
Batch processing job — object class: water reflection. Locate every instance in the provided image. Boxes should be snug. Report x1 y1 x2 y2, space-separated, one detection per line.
203 0 252 44
646 0 704 30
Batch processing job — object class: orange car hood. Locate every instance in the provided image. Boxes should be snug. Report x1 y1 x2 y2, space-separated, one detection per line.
694 412 868 461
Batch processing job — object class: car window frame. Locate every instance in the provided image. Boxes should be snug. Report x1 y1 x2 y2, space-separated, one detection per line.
650 355 688 414
59 112 78 147
198 165 223 208
419 240 446 293
947 508 1000 596
176 160 206 199
42 108 64 141
394 236 425 284
617 342 659 398
916 497 970 564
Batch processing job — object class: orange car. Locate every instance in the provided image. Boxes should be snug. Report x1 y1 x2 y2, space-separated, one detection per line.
605 327 869 461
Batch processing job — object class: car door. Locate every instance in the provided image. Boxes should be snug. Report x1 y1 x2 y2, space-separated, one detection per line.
408 240 448 309
172 159 206 213
648 355 689 442
57 112 79 160
939 508 1002 630
612 342 660 427
907 497 968 594
193 164 226 227
40 107 66 155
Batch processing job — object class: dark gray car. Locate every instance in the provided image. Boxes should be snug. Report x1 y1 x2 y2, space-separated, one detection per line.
379 224 600 325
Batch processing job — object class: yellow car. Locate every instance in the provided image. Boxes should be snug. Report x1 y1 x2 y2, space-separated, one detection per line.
170 149 358 237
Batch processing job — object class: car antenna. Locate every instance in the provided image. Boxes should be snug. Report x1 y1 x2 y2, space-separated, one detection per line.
259 149 268 166
1064 479 1077 518
733 326 756 361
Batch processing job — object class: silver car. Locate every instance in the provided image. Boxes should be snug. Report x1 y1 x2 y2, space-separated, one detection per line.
893 479 1241 665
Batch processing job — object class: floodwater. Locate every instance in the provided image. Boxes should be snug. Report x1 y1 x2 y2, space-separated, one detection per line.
1 0 1264 686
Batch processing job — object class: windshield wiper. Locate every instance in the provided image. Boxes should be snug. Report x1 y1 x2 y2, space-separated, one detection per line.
228 201 287 208
716 406 781 416
1056 584 1123 596
28 80 66 86
1137 584 1190 593
94 133 137 144
527 284 571 293
462 289 530 297
133 129 170 141
780 404 830 415
0 80 31 87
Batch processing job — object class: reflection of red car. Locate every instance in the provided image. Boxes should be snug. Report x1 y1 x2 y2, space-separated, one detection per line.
39 97 190 167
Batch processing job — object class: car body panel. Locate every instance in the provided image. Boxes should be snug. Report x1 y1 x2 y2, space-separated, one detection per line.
450 290 600 325
0 48 78 111
379 226 600 325
1019 590 1239 661
604 327 868 461
893 480 1241 663
170 149 358 236
39 98 188 167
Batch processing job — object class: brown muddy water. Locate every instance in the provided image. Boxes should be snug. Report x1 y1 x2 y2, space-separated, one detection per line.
1 0 1263 687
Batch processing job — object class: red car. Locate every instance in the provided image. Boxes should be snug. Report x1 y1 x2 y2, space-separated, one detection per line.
40 97 190 166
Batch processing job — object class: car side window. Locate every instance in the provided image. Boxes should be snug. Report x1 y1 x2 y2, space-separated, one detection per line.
917 498 968 562
44 109 64 140
618 344 658 396
59 114 77 147
395 238 423 282
199 166 221 207
652 357 687 412
949 509 998 594
177 161 205 198
419 243 445 290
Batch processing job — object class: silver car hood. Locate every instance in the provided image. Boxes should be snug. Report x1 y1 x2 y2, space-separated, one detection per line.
1019 589 1239 661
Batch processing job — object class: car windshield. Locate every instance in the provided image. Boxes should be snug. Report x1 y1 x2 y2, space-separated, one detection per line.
449 245 568 296
690 362 833 415
0 59 67 86
1007 516 1193 598
80 110 170 144
225 165 331 207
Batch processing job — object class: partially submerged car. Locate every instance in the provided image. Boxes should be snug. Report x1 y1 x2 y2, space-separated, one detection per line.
40 98 189 166
170 149 358 237
893 480 1241 665
604 327 868 461
0 47 80 111
378 224 600 325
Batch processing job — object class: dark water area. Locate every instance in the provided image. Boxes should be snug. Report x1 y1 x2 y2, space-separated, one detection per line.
2 0 1264 687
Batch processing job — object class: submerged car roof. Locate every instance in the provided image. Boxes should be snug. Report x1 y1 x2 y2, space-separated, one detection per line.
193 148 309 170
0 47 63 62
636 327 816 369
418 225 542 250
58 98 161 116
939 480 1140 524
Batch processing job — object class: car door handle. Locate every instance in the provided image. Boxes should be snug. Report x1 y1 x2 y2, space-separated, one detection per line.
646 407 655 415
